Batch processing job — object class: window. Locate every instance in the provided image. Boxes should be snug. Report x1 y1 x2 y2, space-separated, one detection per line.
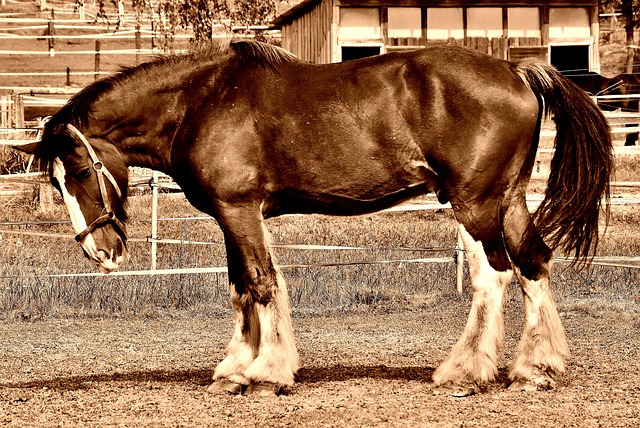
549 8 590 40
508 8 541 38
550 44 590 73
341 46 383 62
388 7 422 39
467 8 503 39
426 8 463 40
339 8 381 42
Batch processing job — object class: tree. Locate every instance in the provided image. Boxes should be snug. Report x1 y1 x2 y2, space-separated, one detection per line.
79 0 125 28
76 0 277 47
232 0 276 27
130 0 276 45
178 0 230 41
601 0 640 72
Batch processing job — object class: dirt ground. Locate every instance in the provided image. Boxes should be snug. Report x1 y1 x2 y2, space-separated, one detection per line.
0 296 638 428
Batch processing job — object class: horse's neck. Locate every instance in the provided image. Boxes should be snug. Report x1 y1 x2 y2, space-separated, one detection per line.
94 85 188 174
94 58 231 173
121 135 173 173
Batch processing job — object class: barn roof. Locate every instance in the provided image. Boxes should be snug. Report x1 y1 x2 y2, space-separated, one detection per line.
272 0 321 27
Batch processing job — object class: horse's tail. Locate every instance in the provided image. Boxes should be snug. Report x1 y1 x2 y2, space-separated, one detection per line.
514 60 614 267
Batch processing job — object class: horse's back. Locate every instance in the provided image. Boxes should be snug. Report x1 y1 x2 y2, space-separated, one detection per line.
182 45 540 217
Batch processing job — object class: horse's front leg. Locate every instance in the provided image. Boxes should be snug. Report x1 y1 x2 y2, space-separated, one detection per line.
242 266 298 395
208 279 259 394
209 205 298 396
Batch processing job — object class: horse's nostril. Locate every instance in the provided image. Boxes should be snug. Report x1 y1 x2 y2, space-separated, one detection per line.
97 250 110 262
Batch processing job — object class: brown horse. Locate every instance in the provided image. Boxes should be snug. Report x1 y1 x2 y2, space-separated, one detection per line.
23 41 613 396
565 70 640 146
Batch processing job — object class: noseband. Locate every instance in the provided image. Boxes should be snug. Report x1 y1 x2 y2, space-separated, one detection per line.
66 124 127 244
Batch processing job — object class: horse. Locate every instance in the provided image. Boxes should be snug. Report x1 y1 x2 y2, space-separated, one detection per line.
21 41 613 397
565 70 640 146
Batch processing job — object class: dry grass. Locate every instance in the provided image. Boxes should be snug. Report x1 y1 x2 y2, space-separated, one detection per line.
0 192 462 319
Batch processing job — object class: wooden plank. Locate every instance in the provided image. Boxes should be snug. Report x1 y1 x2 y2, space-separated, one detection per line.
381 6 388 46
508 45 547 61
540 5 549 46
491 37 503 59
421 7 428 47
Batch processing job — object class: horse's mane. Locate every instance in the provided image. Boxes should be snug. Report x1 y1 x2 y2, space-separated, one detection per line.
39 41 298 173
46 41 297 131
229 40 298 72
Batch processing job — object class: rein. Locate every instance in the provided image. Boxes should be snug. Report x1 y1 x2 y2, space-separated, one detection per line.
66 124 127 244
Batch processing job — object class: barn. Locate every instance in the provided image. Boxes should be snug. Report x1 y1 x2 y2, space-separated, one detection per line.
271 0 600 72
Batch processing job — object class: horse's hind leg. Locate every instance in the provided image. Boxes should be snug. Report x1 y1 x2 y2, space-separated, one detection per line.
433 203 513 396
502 198 569 390
209 204 298 395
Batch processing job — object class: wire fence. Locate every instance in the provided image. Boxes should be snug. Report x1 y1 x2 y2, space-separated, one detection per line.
1 166 640 284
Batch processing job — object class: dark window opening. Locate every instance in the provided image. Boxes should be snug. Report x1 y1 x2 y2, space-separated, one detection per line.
341 46 382 62
550 45 589 73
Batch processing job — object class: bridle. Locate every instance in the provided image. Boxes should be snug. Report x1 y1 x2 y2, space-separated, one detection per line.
65 124 127 244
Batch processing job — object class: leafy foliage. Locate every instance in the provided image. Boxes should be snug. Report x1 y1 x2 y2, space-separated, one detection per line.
601 0 640 70
84 0 279 44
175 0 231 42
601 0 640 32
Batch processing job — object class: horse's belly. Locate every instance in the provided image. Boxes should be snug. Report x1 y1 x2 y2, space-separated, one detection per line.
264 180 436 218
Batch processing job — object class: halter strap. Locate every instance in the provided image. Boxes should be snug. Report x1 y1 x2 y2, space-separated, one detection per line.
65 124 127 244
67 124 122 200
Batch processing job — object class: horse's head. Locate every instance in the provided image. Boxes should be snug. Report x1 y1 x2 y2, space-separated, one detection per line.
24 123 129 273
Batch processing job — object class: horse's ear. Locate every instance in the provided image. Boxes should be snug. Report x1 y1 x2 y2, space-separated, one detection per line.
12 141 40 155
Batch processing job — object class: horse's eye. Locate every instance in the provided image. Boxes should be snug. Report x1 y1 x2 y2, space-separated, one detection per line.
75 169 91 182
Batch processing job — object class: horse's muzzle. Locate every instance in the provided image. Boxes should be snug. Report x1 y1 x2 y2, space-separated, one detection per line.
79 225 128 274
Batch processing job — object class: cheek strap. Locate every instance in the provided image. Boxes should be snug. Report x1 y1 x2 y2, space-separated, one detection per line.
66 124 127 245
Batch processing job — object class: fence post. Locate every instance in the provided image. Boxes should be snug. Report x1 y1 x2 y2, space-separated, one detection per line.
135 24 141 64
150 170 159 270
94 40 101 80
37 183 54 214
455 229 464 294
12 94 24 130
117 0 125 27
0 96 9 128
48 10 55 57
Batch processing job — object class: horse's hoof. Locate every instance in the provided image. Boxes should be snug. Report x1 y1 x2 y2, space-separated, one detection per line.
207 378 246 395
433 381 479 397
244 382 285 397
509 375 556 392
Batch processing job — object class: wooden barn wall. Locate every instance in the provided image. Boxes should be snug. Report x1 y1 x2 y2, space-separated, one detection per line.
281 0 333 64
335 1 597 7
439 36 544 61
277 1 597 65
